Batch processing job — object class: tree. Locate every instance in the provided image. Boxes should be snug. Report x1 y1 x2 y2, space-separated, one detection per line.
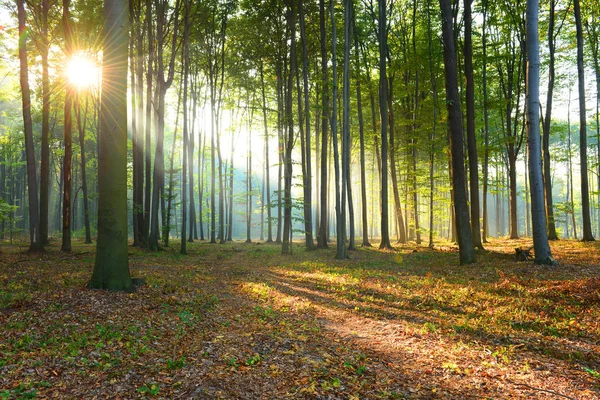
526 0 554 265
17 0 41 251
439 0 475 264
542 0 563 240
463 0 483 249
317 0 329 249
299 0 315 250
378 0 392 250
62 0 73 252
89 0 132 291
148 0 181 250
573 0 594 242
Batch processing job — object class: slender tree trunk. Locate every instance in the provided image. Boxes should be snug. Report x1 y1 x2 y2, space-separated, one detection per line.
246 99 253 243
180 0 190 255
526 0 554 264
317 0 329 248
165 82 182 247
567 89 577 239
464 0 483 248
62 0 73 252
482 0 490 243
260 64 273 242
439 0 475 264
75 96 92 243
144 1 153 245
378 0 392 250
282 1 296 255
39 0 50 246
17 0 40 250
574 0 595 241
543 0 559 240
299 0 316 250
427 0 438 248
388 80 405 244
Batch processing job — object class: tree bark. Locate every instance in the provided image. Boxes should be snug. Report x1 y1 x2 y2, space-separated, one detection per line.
526 0 554 264
574 0 595 241
62 0 73 252
17 0 40 251
463 0 483 248
299 0 316 250
543 0 559 240
378 0 392 250
90 0 132 291
317 0 329 248
439 0 475 264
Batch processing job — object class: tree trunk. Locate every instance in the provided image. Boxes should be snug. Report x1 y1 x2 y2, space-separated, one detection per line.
260 63 273 242
543 0 559 240
526 0 554 264
75 96 92 243
299 0 316 250
439 0 475 264
353 8 370 247
378 0 392 250
143 0 153 245
90 0 132 291
17 0 40 250
39 0 50 246
427 0 438 248
62 0 73 252
574 0 595 241
482 0 490 243
180 0 190 255
463 0 483 249
282 0 296 255
317 0 329 248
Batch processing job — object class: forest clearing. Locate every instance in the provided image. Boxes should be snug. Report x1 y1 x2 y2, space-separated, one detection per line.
1 239 599 399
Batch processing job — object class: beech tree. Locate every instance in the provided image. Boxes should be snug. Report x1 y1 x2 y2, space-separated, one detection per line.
17 0 40 250
89 0 132 291
439 0 475 264
526 0 554 265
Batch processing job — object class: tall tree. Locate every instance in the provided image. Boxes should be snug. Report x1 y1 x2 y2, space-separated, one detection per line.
299 0 315 250
463 0 483 249
542 0 561 240
481 0 490 242
573 0 594 241
439 0 475 264
149 0 181 250
526 0 554 264
62 0 73 252
281 0 296 255
378 0 392 250
317 0 329 248
74 96 92 243
353 4 371 248
89 0 133 291
180 0 191 255
17 0 40 250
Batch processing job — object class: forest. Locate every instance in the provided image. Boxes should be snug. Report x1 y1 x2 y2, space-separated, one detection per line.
1 0 600 398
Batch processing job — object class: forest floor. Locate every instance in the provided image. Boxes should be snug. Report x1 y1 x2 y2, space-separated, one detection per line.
0 237 599 399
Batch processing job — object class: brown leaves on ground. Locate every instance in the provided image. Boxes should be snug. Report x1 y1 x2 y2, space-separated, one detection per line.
0 238 599 399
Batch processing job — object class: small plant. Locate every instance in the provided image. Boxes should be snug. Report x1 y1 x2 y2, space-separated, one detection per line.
245 354 261 366
226 356 238 368
585 367 600 380
167 356 186 370
423 322 438 333
137 383 160 396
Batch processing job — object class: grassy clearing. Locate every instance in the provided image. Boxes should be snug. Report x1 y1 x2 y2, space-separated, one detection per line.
0 238 599 398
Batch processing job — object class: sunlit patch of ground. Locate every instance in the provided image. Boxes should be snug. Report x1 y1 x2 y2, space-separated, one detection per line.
0 237 599 398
